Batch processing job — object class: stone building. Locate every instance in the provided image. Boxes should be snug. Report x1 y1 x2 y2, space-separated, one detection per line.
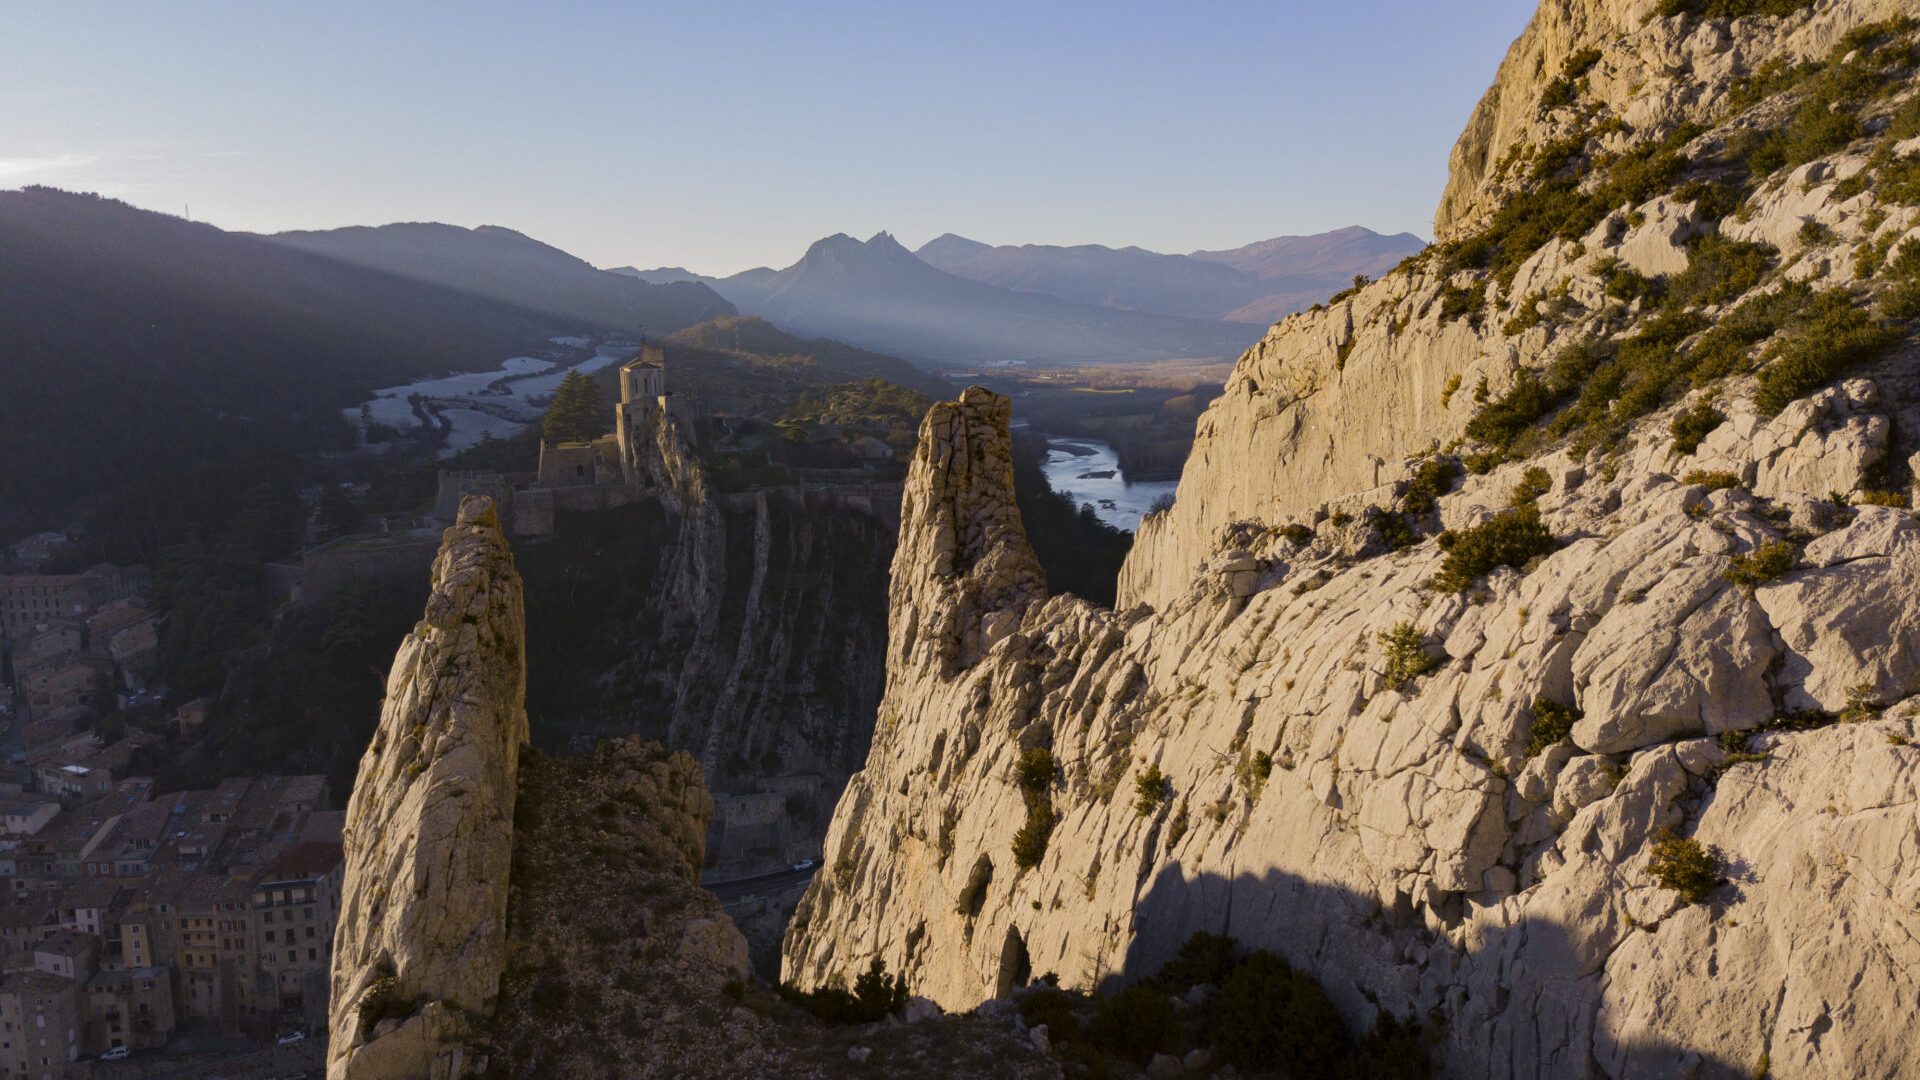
84 966 174 1056
433 344 680 538
253 841 343 1027
0 970 81 1080
0 565 146 638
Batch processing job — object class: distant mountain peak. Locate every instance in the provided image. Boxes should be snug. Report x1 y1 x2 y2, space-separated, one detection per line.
910 225 1426 324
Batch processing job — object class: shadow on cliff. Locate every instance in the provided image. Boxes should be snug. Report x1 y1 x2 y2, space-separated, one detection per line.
1075 861 1756 1080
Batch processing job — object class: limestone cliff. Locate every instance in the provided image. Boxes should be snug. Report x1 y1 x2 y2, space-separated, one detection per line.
329 496 528 1080
789 3 1920 1076
518 388 896 879
1124 0 1914 611
324 500 1050 1078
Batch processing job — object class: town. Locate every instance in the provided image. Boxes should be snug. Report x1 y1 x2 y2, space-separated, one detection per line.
1 538 338 1078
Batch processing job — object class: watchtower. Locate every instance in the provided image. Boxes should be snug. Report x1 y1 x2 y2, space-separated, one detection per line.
616 343 669 485
620 344 666 405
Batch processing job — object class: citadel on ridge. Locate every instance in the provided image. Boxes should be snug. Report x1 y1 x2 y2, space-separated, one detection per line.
434 346 687 537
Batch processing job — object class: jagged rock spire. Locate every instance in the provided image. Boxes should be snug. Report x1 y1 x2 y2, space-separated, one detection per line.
328 496 527 1080
889 386 1046 676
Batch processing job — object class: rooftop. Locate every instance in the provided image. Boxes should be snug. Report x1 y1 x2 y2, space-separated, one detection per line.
260 840 343 884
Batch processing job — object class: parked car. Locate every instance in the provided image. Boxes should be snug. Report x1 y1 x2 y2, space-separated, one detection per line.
276 1029 307 1045
791 859 817 872
99 1046 130 1061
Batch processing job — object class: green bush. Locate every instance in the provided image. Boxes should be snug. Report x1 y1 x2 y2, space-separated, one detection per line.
1797 219 1834 246
1752 292 1897 415
1464 371 1562 452
1539 49 1602 113
1438 280 1488 325
1087 983 1184 1064
1665 236 1774 310
1669 401 1725 455
1685 281 1817 386
1724 539 1798 590
1726 25 1916 183
1012 747 1057 869
1379 621 1440 691
1279 522 1314 545
1654 0 1813 16
1647 828 1722 904
1440 123 1696 290
1011 803 1057 870
1672 179 1745 222
1509 466 1553 507
1377 509 1420 551
1430 506 1559 593
1401 457 1461 514
1603 261 1662 305
1681 469 1744 491
1014 747 1056 792
1206 950 1349 1074
1134 764 1168 817
1881 238 1920 319
1877 151 1920 205
1526 698 1583 757
1018 985 1083 1043
1154 932 1240 993
777 958 911 1024
1467 296 1747 459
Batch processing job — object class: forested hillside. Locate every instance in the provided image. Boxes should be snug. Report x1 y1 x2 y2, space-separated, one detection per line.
0 188 575 519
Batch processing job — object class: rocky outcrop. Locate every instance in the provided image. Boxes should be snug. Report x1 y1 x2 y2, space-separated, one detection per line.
887 387 1046 679
1436 0 1913 241
328 496 528 1080
789 3 1920 1076
475 736 1055 1077
1123 0 1919 612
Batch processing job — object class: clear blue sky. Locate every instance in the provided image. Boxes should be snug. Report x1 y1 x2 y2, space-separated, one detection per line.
3 1 1535 275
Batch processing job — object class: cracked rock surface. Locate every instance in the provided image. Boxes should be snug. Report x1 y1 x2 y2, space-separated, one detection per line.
328 496 528 1080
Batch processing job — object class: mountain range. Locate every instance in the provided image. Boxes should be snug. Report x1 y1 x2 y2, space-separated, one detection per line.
615 226 1423 366
624 232 1268 366
266 222 733 337
0 189 729 519
917 225 1426 323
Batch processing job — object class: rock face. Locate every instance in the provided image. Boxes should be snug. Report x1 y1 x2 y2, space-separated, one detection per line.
789 3 1920 1076
526 461 897 877
1123 0 1915 613
328 496 528 1080
1435 0 1913 241
887 387 1047 679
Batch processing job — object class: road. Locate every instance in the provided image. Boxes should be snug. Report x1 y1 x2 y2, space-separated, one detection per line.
704 866 817 903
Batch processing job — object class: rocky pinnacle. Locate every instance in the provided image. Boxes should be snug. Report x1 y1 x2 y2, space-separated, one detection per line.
327 496 528 1080
890 386 1045 677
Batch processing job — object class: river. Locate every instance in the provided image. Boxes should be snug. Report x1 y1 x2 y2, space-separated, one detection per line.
344 342 633 458
1038 437 1177 532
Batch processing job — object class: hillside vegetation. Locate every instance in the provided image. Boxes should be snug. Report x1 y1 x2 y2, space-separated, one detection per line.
0 189 570 519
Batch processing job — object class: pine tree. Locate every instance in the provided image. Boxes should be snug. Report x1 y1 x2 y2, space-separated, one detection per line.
541 370 608 443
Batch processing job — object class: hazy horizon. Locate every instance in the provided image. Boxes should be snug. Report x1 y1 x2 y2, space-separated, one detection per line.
4 1 1535 276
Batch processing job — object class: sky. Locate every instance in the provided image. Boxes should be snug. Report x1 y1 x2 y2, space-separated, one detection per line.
2 1 1537 276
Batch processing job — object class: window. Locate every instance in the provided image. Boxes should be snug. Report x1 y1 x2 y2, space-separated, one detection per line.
308 947 317 961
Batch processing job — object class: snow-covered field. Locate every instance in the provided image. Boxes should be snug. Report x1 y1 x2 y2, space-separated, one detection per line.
344 343 633 458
